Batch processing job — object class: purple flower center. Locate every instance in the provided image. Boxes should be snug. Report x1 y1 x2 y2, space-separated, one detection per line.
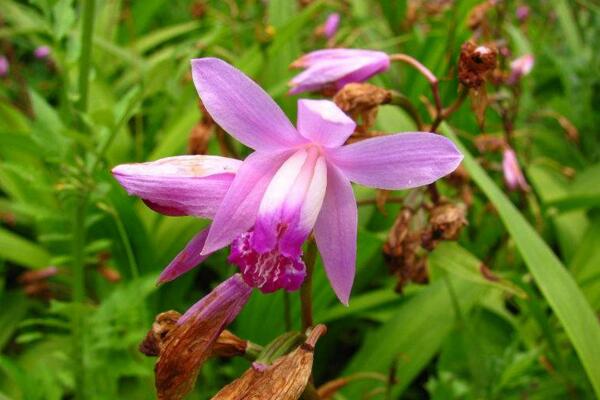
228 230 306 293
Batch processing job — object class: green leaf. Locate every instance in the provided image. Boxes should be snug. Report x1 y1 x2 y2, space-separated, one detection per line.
0 227 50 268
342 244 487 397
431 242 527 299
443 124 600 397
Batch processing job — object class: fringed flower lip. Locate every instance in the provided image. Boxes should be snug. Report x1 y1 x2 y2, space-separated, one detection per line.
288 49 391 95
112 57 463 305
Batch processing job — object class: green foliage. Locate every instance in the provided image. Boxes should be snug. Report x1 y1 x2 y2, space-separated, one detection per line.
1 0 599 399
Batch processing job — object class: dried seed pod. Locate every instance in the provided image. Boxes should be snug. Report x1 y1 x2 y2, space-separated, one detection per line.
211 325 327 400
334 83 392 131
155 274 252 400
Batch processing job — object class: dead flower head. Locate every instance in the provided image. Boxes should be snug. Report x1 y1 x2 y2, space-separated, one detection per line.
458 42 497 90
211 325 327 400
153 274 252 400
333 83 392 131
383 208 429 293
422 202 467 248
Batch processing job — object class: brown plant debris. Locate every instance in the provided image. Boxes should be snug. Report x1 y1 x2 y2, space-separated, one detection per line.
211 325 327 400
334 82 392 131
458 42 497 90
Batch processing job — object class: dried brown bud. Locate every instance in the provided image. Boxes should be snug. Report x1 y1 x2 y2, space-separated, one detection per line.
427 203 467 242
18 266 60 284
334 83 392 131
97 265 122 283
467 1 493 32
188 123 213 155
458 42 497 89
190 1 207 19
474 134 506 153
211 325 327 400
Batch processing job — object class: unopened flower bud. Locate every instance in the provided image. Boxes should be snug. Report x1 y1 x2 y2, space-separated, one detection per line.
502 148 530 192
211 325 327 400
0 56 9 77
507 54 534 85
516 5 529 22
34 46 51 59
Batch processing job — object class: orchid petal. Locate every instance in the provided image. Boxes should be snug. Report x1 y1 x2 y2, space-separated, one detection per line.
328 133 463 190
112 155 241 218
191 58 305 151
314 164 357 305
201 150 293 255
158 228 210 284
297 99 356 148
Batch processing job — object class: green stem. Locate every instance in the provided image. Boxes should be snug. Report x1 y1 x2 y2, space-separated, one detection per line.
111 208 139 279
72 3 95 398
77 0 96 112
283 291 292 331
300 239 317 331
71 193 88 400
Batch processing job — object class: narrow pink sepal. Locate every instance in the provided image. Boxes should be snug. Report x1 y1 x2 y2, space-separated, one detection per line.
158 228 211 284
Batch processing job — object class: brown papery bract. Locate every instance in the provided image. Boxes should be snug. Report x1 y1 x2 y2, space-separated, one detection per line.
211 325 327 400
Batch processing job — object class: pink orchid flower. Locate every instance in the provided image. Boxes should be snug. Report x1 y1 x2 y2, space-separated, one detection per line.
34 46 51 59
502 148 530 192
507 54 534 85
113 58 462 304
0 56 9 77
323 13 340 39
289 49 390 95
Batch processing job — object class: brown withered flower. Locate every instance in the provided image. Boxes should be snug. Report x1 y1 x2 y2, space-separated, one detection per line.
18 266 60 300
467 1 493 34
140 310 248 359
211 325 327 400
333 83 392 132
421 202 467 250
458 42 497 90
154 274 252 400
383 208 429 293
140 310 181 357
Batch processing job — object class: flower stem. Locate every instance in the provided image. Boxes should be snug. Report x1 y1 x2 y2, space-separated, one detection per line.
77 0 96 112
301 239 317 330
72 2 96 398
71 193 88 400
283 291 292 331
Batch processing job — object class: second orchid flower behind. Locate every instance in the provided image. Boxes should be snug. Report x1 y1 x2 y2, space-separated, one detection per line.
113 57 462 304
